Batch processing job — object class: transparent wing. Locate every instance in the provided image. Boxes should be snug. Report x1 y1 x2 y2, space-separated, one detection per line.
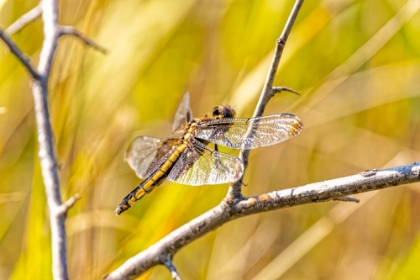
167 139 243 186
194 113 303 150
124 136 179 179
172 92 193 134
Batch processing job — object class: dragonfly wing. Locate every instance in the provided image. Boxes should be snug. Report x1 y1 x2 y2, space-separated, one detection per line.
167 139 243 186
195 113 303 149
125 136 178 179
172 92 193 134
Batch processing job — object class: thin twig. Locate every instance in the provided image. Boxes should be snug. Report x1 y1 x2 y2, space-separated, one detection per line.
228 0 304 199
59 25 108 54
57 194 81 216
160 255 182 280
272 86 300 96
105 161 420 279
5 3 42 35
0 29 41 80
254 0 304 116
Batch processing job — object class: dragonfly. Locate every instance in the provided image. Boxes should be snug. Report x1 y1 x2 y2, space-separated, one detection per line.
115 92 303 215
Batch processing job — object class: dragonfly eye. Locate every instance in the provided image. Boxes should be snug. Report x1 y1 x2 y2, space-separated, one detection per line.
212 105 235 118
212 106 222 118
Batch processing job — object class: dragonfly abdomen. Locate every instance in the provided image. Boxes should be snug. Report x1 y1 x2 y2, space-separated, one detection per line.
115 142 188 215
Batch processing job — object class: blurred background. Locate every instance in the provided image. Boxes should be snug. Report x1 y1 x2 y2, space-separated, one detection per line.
1 0 420 279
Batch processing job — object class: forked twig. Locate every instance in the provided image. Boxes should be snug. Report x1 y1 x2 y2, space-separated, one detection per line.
0 0 105 279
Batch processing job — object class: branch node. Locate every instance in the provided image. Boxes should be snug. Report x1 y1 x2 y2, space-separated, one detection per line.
333 196 360 203
359 169 378 177
59 26 107 54
160 255 182 280
57 193 81 216
277 37 286 47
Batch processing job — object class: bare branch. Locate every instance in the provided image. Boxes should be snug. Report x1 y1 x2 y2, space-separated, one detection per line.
233 163 420 214
229 0 304 199
0 29 41 80
105 161 420 279
104 202 231 280
38 0 60 78
3 1 101 279
5 4 42 35
31 78 68 280
31 0 68 279
59 25 107 54
253 0 304 116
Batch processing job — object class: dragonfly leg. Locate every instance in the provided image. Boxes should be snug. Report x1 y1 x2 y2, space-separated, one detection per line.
221 135 235 148
214 143 230 173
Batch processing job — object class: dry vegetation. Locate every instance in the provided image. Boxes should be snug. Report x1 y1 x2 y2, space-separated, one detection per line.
1 0 420 279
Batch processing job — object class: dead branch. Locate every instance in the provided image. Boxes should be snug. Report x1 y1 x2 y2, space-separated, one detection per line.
105 161 420 279
0 0 105 279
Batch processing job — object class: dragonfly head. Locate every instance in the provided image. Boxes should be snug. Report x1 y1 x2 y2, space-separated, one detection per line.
212 105 236 119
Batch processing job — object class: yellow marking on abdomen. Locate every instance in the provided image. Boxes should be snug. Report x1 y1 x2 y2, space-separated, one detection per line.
132 188 146 202
116 129 194 215
135 143 188 199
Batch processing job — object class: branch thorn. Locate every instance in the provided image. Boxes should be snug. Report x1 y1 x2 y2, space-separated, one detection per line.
59 26 107 54
57 193 81 216
272 86 300 96
333 196 360 203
